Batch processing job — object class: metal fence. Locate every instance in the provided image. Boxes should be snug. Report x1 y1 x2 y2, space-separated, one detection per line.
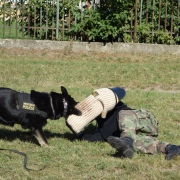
0 0 180 44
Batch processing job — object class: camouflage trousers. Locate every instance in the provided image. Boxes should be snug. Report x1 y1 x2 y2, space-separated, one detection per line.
118 109 169 154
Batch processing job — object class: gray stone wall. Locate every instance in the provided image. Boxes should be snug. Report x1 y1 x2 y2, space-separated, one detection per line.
0 39 180 54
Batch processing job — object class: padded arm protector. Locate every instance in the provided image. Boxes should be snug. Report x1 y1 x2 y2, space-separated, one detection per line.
66 87 125 134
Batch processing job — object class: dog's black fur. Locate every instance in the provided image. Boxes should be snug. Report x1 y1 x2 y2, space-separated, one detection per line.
0 86 81 146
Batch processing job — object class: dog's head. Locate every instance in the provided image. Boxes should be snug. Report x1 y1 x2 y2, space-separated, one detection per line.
50 86 82 119
60 86 82 118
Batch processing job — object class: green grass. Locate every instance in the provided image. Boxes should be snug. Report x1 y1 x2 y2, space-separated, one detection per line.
0 48 180 179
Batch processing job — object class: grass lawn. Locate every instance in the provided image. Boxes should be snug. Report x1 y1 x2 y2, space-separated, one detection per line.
0 47 180 179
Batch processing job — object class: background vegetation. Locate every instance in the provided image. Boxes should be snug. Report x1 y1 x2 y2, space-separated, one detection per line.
1 0 180 44
0 47 180 179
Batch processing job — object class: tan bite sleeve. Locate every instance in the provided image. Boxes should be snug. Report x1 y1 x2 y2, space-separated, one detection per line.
93 88 117 118
66 94 103 134
66 88 117 134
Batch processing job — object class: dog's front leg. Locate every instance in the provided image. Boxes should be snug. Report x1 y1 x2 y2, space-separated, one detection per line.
32 127 49 147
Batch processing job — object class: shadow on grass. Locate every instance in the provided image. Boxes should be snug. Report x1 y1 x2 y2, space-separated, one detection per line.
0 123 97 145
44 130 78 142
106 150 125 159
0 128 78 146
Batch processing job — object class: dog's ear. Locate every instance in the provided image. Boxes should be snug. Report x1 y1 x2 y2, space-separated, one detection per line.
61 86 68 95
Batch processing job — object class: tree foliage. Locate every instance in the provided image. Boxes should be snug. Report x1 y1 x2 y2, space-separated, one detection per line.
69 0 134 42
1 0 180 44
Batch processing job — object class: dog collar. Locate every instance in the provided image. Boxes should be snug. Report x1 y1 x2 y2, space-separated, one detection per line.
49 95 68 119
49 94 56 119
63 98 68 117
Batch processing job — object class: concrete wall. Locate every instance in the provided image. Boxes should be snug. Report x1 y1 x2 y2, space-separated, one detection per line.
0 39 180 54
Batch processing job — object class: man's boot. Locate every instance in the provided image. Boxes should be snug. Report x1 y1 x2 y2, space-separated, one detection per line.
165 144 180 160
107 136 134 159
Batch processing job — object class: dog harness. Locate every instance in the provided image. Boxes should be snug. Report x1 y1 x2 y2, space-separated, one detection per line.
0 91 68 127
17 91 48 125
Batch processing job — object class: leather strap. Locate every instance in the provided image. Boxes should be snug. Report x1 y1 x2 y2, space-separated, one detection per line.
0 148 46 171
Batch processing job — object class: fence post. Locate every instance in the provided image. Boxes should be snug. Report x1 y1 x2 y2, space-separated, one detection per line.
140 0 143 25
40 0 42 39
56 0 60 40
179 0 180 18
134 0 138 42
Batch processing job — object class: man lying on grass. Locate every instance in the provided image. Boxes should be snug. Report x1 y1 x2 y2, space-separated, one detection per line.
66 87 180 160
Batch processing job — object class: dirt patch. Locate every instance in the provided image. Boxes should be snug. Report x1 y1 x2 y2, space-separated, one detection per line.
1 47 179 62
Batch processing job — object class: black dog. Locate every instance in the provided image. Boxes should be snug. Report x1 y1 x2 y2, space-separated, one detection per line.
0 86 81 146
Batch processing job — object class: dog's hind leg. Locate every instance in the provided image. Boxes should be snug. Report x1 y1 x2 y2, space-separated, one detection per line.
32 127 49 147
